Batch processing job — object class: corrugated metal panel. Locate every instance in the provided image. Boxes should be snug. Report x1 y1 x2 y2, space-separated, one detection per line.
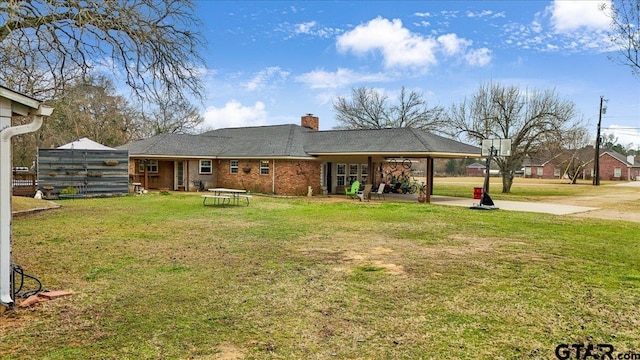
37 149 130 197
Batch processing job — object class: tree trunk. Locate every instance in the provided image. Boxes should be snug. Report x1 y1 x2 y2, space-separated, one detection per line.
502 173 514 193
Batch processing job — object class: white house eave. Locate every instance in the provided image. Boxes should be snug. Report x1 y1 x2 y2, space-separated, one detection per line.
0 87 41 112
307 151 480 158
216 156 317 160
128 154 318 161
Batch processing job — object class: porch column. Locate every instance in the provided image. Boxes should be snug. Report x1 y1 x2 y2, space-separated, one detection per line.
143 159 148 190
425 157 433 203
367 156 373 185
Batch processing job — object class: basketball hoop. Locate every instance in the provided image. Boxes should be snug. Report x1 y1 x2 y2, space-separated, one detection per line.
471 138 511 211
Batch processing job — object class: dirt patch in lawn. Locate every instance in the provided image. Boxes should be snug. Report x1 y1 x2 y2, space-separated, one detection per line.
551 186 640 223
214 343 245 359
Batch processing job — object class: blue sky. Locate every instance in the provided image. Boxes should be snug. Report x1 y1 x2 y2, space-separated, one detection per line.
194 1 639 147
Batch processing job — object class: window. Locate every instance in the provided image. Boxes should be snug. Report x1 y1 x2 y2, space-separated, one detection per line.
553 168 561 177
361 163 368 184
349 164 358 183
260 160 270 175
138 160 158 173
230 160 239 174
525 167 531 176
537 167 544 176
199 160 212 174
614 167 621 178
336 164 346 187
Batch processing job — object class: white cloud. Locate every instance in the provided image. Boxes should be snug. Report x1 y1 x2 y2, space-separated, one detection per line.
466 10 504 19
464 48 492 67
414 20 431 27
336 17 439 69
203 100 267 129
295 21 316 35
549 0 611 33
414 12 432 18
283 21 342 39
295 68 390 89
437 33 472 56
245 67 290 91
336 17 491 70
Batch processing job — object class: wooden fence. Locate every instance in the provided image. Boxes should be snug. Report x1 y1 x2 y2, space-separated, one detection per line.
37 149 129 198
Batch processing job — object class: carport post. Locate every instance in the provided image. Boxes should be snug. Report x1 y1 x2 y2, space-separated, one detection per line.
424 157 433 203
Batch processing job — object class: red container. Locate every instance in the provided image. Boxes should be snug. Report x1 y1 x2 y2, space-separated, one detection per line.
473 187 483 200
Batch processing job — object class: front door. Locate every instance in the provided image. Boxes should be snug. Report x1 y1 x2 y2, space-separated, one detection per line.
174 161 185 190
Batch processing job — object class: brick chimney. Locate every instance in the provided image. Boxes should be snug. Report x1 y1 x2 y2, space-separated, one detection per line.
301 114 319 131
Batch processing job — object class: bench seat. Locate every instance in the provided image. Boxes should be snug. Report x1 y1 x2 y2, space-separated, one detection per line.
236 194 252 206
202 194 231 206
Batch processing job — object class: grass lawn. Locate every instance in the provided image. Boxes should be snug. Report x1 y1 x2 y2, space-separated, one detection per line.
2 185 639 359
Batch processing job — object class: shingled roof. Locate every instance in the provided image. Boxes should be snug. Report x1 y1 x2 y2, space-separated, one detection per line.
119 124 480 158
304 127 480 157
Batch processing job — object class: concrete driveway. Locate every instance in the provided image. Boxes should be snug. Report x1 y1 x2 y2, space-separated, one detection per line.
384 193 599 215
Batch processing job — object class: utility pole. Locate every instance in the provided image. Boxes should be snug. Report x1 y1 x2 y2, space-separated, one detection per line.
593 96 606 186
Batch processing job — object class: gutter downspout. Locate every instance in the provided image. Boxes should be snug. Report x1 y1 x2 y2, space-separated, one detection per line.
1 106 52 306
272 159 276 195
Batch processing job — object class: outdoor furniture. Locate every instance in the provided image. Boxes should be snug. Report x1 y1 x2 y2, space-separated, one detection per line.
345 181 360 199
132 182 142 195
357 184 372 202
202 194 230 206
207 188 251 206
374 183 386 200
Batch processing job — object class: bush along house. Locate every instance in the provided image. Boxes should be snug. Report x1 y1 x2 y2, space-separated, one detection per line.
117 115 480 201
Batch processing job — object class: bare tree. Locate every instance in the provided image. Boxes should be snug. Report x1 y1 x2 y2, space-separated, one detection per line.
141 97 204 136
550 125 592 184
46 76 141 147
333 86 444 131
447 82 579 193
601 0 640 77
0 0 205 101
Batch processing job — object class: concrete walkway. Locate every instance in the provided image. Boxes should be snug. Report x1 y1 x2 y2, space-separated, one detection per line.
384 193 599 215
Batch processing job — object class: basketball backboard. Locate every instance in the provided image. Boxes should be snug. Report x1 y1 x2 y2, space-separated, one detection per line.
481 138 511 157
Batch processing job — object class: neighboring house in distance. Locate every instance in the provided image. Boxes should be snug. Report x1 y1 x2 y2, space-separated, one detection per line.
523 146 640 181
118 115 480 197
585 151 640 181
523 149 578 179
466 162 485 177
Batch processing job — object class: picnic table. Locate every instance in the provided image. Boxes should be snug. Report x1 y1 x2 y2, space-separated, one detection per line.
203 188 252 206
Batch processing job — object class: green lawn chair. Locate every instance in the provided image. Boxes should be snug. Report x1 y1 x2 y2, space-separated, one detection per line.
345 180 360 199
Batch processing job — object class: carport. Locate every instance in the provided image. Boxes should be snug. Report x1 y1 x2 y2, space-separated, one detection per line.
304 127 481 203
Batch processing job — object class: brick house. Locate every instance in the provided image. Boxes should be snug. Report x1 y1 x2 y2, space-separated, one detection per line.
584 152 640 181
118 115 480 200
523 149 576 179
523 147 639 181
466 162 485 177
